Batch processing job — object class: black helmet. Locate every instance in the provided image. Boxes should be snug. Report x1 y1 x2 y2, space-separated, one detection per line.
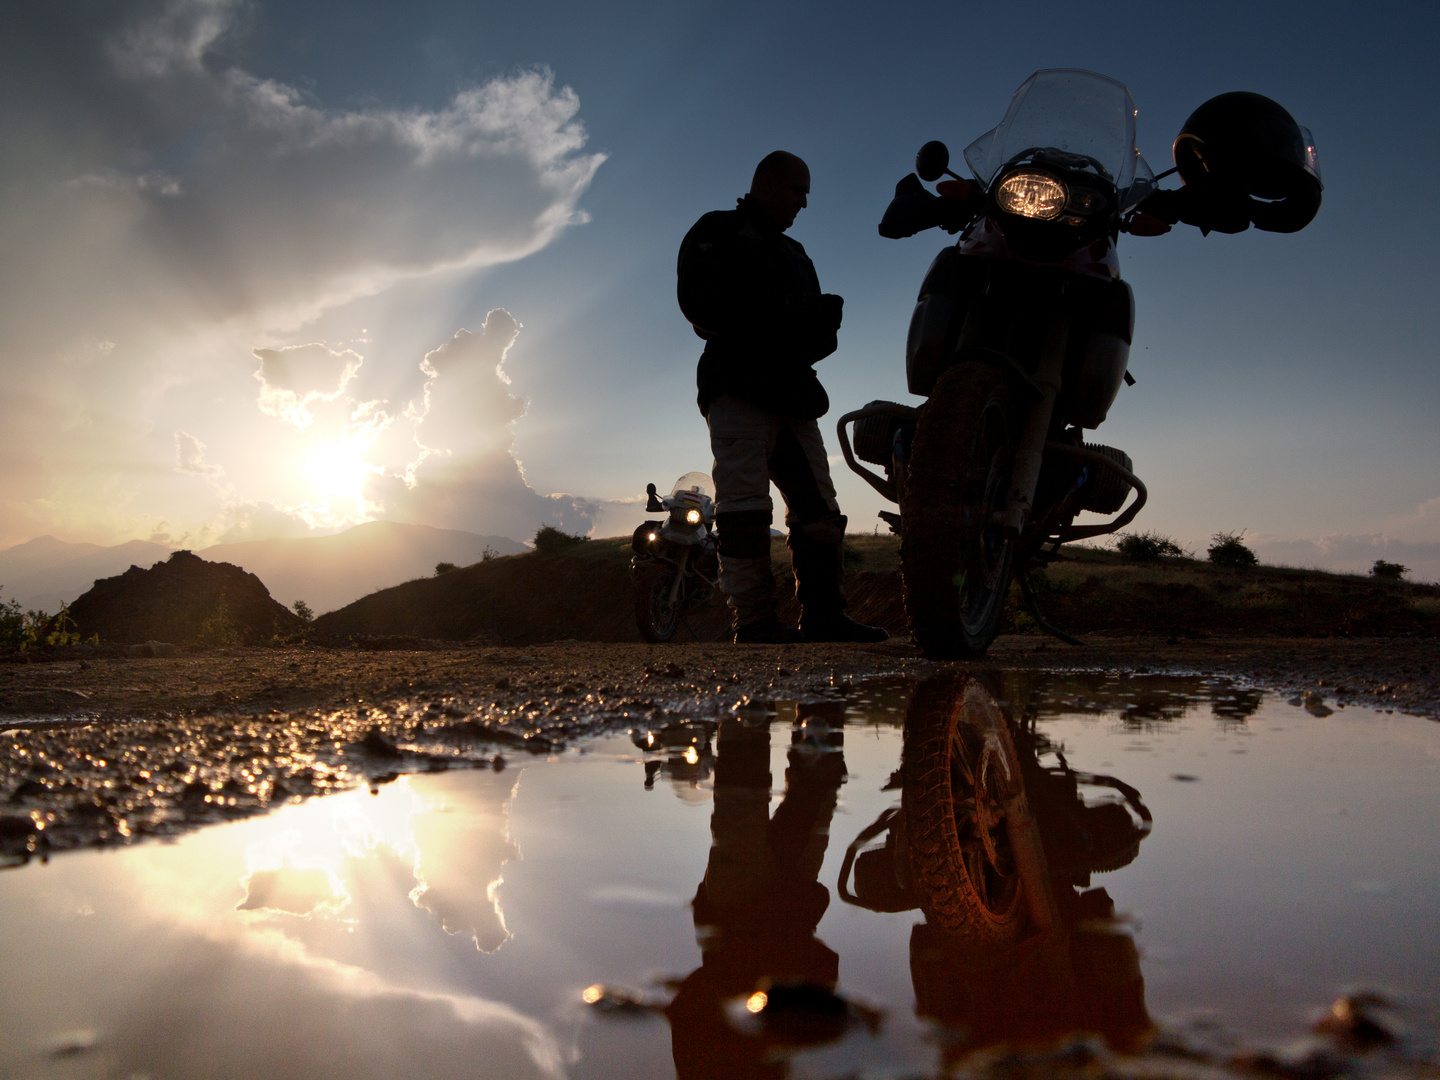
1173 91 1322 233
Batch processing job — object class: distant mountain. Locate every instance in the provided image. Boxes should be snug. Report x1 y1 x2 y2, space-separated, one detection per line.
0 523 525 616
0 536 173 612
197 521 525 614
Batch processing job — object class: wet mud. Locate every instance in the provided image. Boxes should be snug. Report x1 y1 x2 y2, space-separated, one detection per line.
2 635 1437 861
2 666 1438 1079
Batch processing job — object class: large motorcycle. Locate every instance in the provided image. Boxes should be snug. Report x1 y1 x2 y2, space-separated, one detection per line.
631 472 721 642
837 69 1322 657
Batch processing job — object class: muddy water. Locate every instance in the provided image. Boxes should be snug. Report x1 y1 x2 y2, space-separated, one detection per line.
2 672 1438 1078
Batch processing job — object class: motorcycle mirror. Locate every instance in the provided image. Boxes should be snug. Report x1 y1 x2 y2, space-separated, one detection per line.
915 141 951 183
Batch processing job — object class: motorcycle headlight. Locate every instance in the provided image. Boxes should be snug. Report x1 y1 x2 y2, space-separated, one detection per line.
685 508 702 525
996 171 1067 220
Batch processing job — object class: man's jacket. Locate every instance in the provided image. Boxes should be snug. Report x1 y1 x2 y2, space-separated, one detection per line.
677 195 841 419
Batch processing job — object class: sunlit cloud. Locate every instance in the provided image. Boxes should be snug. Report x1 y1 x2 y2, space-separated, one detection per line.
174 430 225 478
362 311 599 537
253 344 364 429
0 0 605 547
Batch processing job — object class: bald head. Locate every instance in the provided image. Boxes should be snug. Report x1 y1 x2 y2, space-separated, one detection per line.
749 151 810 231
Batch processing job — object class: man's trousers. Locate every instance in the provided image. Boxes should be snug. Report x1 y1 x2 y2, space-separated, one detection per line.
706 394 848 627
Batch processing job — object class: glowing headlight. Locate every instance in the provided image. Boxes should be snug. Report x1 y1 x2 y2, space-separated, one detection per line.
647 532 657 542
685 508 702 525
996 171 1066 220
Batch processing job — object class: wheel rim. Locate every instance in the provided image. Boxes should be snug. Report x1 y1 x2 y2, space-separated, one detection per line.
947 721 1021 918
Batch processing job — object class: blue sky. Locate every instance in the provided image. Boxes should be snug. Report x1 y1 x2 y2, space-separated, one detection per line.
2 0 1437 579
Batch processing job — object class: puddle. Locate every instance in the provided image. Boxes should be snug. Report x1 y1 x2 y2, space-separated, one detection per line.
2 672 1439 1078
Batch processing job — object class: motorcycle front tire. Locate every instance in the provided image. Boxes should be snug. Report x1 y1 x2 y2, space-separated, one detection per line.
634 561 683 643
902 674 1037 945
900 362 1018 659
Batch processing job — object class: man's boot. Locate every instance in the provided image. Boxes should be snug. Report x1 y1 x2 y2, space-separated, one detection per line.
718 510 803 644
789 519 889 644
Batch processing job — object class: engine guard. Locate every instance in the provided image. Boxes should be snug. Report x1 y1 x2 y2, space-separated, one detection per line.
836 401 918 503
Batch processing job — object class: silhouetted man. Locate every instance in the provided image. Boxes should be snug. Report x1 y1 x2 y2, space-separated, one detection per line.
677 151 887 644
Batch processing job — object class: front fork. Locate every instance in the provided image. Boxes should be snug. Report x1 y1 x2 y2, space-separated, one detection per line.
666 547 691 610
993 314 1068 537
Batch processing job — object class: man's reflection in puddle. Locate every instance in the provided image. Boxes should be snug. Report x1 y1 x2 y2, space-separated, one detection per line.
664 703 848 1079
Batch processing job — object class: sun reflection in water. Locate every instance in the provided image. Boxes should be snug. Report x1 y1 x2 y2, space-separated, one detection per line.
233 774 520 953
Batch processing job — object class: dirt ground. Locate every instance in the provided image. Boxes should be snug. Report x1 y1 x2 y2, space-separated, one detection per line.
2 634 1437 863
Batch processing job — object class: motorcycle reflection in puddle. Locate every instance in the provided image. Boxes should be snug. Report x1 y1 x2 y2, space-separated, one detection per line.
634 677 1153 1074
842 674 1154 1061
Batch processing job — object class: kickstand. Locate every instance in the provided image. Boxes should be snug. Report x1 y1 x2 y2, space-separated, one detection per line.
1016 568 1086 647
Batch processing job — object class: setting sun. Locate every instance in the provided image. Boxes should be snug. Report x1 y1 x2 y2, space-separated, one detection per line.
304 442 375 504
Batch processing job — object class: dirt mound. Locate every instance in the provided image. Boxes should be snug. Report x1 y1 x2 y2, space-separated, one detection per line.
311 539 909 645
313 541 714 644
310 534 1440 647
69 550 304 645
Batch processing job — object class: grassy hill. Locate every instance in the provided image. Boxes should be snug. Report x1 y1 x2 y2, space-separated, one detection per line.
310 534 1440 646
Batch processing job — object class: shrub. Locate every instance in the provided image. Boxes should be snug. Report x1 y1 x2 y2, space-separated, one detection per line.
0 594 84 649
481 546 499 562
434 562 459 576
1207 531 1258 569
1371 559 1408 581
1116 530 1186 561
292 599 314 622
532 524 589 554
197 592 242 646
0 593 22 647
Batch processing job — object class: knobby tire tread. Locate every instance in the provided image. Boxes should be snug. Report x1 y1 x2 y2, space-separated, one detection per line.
634 562 680 643
900 363 1016 659
902 675 1029 944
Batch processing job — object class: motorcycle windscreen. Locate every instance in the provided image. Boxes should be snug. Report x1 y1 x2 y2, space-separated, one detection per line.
964 69 1156 209
669 472 715 500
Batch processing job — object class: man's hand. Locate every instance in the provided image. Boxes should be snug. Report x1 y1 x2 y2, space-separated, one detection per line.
782 292 843 364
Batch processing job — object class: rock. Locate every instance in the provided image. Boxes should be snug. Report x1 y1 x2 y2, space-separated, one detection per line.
127 641 180 658
8 779 45 802
358 728 401 758
68 550 303 646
